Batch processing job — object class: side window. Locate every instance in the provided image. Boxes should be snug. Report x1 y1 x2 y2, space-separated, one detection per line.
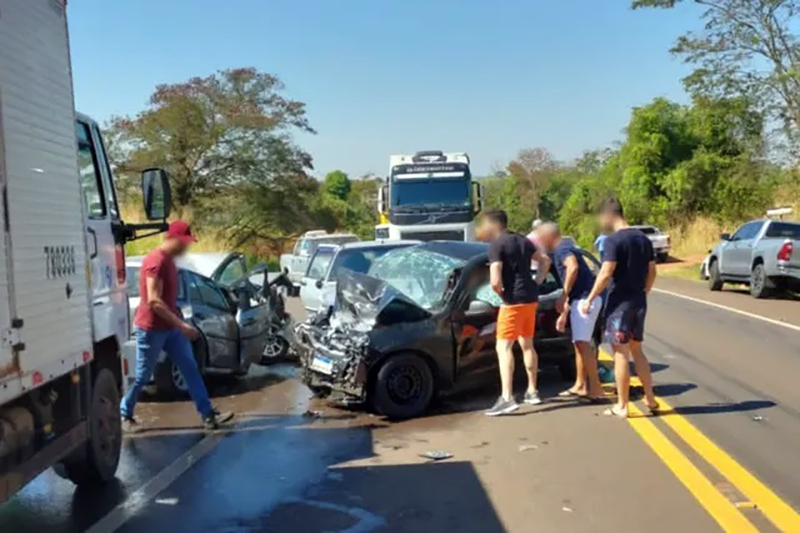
731 223 749 241
218 257 246 286
91 124 120 220
177 271 186 301
538 270 561 295
197 276 230 310
474 284 503 307
186 272 203 303
75 121 106 219
746 221 764 240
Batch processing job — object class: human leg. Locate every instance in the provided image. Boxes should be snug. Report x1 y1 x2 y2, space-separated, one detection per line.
576 341 603 399
631 340 657 409
121 328 168 419
495 338 516 402
163 330 214 419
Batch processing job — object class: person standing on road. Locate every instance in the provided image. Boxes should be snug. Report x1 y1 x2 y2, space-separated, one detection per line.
538 223 604 402
121 221 234 430
482 210 552 416
581 199 658 418
594 233 608 261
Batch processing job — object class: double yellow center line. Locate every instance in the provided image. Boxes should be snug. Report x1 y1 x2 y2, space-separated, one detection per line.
598 350 800 532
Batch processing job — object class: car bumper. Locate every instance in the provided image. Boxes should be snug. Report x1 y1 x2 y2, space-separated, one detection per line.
295 324 369 402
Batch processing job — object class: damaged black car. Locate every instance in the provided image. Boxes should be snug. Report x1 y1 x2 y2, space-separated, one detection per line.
295 241 599 419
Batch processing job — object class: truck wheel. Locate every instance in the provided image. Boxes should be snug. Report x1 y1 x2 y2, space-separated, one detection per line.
59 368 122 486
708 260 724 291
750 263 773 299
371 354 434 419
154 340 207 399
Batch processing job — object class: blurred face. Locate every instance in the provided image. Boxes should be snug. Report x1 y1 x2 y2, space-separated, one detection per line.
480 218 504 240
538 229 558 251
598 211 616 233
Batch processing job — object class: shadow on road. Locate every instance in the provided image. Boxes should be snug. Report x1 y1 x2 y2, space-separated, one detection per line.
662 399 776 417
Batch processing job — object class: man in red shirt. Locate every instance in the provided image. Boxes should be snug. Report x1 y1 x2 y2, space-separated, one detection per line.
121 221 233 430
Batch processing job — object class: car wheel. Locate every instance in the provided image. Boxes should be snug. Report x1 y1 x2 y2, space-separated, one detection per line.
371 353 434 419
58 368 122 486
750 263 772 299
260 334 289 364
708 260 724 291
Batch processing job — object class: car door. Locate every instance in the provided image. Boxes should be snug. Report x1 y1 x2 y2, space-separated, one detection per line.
300 247 336 312
235 287 270 370
185 271 239 370
214 254 247 287
719 223 747 276
452 266 501 380
731 221 763 276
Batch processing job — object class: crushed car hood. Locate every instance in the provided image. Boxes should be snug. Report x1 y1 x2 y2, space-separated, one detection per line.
333 270 432 331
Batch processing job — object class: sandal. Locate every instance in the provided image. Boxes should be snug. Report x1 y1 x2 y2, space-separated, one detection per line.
603 406 628 418
646 401 660 415
558 389 583 398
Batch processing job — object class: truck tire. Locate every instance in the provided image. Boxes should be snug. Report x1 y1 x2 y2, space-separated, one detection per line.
371 354 434 419
59 368 122 486
750 263 773 299
155 340 207 399
708 260 724 291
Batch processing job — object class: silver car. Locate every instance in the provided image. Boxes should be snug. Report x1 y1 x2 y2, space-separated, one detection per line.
126 253 271 397
707 220 800 298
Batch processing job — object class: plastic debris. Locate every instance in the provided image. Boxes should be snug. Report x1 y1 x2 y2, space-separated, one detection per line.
155 498 179 506
562 506 573 513
518 444 539 452
752 415 765 422
419 450 453 461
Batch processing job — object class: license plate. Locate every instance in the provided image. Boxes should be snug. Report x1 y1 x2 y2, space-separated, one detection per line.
310 354 334 375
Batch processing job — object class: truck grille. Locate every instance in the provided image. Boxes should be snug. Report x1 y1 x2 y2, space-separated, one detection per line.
400 230 465 241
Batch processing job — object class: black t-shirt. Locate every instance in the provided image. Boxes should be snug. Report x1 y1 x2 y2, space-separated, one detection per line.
552 240 595 302
488 231 538 305
604 228 654 307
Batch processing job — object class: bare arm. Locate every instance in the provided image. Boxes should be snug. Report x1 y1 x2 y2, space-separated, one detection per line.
532 249 551 286
490 261 503 298
146 276 191 331
561 255 579 303
586 261 616 304
645 260 657 294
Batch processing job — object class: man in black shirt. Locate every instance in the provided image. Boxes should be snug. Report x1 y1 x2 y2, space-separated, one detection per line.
483 210 551 416
581 198 658 418
538 223 603 402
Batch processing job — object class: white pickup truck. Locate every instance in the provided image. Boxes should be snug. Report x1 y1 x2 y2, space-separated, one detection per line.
1 0 170 503
631 225 671 262
279 231 357 293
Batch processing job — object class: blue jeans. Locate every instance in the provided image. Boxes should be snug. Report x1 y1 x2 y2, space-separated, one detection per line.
121 328 213 419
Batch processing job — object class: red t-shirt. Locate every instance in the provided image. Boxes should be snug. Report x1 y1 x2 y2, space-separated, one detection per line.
134 248 179 331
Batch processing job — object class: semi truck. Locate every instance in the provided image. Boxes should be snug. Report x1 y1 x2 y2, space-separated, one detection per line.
0 0 170 503
375 151 483 241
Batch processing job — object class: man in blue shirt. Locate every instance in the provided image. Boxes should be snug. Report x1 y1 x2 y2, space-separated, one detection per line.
581 198 658 418
539 223 603 402
594 233 608 261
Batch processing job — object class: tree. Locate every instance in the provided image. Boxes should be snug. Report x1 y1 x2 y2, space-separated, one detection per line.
107 67 315 216
633 0 800 154
322 170 352 201
506 147 559 221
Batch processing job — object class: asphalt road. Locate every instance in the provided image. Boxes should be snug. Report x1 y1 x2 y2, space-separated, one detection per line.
1 277 799 532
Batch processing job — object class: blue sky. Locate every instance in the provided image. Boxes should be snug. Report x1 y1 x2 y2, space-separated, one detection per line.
68 0 702 177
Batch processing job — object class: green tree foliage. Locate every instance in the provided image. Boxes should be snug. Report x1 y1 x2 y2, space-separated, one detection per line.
633 0 800 153
107 67 315 217
322 170 352 201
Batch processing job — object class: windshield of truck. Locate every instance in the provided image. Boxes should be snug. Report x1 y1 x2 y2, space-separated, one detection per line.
765 222 800 239
368 247 466 309
391 178 471 209
329 245 410 279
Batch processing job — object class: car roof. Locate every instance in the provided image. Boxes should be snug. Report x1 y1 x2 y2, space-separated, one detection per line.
337 240 420 251
302 233 357 241
414 241 489 261
125 252 239 279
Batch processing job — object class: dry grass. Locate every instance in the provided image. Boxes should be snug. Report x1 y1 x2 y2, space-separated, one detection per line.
666 216 724 259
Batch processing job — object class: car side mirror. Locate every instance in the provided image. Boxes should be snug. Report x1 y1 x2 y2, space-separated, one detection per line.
720 232 731 241
315 279 323 289
141 168 172 221
465 299 494 318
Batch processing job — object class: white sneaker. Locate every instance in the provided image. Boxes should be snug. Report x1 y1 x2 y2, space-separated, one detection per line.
523 391 542 405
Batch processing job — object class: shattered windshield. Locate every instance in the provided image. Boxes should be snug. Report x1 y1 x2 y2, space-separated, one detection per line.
368 247 466 309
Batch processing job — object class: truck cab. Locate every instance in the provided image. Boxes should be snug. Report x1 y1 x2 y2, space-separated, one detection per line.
375 151 483 242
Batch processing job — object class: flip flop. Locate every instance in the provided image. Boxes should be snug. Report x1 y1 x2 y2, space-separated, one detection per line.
558 390 582 398
603 406 628 419
646 402 661 415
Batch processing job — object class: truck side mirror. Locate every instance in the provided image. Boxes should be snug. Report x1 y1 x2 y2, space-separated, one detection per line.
142 168 172 221
377 183 388 213
472 182 484 214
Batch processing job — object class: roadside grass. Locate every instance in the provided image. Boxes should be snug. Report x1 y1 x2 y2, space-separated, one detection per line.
666 216 722 259
658 262 704 282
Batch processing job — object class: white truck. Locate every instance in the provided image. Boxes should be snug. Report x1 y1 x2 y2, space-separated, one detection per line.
631 225 671 262
279 231 358 293
0 0 170 503
375 151 484 242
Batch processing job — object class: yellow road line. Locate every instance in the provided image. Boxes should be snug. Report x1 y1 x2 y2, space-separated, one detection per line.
599 349 800 531
625 403 758 532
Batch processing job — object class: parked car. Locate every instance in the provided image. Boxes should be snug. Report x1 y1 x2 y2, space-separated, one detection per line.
707 220 800 298
296 241 600 419
126 254 270 397
631 225 670 262
299 240 419 313
279 231 359 293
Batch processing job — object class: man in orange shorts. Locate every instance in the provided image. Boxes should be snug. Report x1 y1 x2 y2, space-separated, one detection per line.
483 210 551 416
